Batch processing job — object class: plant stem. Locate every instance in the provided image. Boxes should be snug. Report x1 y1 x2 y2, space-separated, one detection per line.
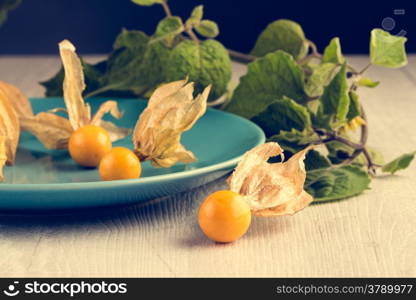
307 40 322 58
313 129 363 149
207 94 228 107
160 1 172 17
84 84 118 98
358 106 380 175
186 28 200 43
134 150 149 162
227 49 256 64
313 104 380 175
359 63 372 75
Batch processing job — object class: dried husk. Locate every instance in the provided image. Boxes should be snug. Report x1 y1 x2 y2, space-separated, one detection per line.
99 120 131 142
0 94 20 164
58 40 129 140
133 79 211 168
227 142 313 217
20 112 73 149
21 40 129 151
59 39 91 130
0 81 33 118
90 100 123 125
89 100 130 141
0 93 20 181
0 136 7 181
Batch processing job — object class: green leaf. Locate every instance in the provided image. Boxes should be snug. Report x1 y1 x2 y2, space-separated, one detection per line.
357 77 380 88
0 0 21 26
186 5 203 27
195 20 219 38
83 61 108 95
42 28 231 99
268 129 318 154
41 29 154 98
131 0 164 6
322 37 345 64
319 64 350 123
251 19 308 60
107 42 170 95
327 141 353 162
305 165 371 203
40 67 64 97
165 39 232 100
88 29 170 97
370 29 407 68
367 148 385 165
113 28 149 49
251 96 311 137
305 63 338 98
347 91 361 121
154 16 184 46
311 109 332 131
100 30 155 93
0 11 6 26
325 137 355 165
109 30 150 71
355 147 384 166
305 150 331 171
382 152 416 174
226 50 307 118
40 59 107 97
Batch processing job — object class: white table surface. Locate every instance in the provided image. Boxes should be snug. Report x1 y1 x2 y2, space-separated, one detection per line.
0 55 415 277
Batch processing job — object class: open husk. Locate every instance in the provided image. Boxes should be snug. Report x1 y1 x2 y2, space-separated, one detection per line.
0 89 21 181
21 39 130 149
133 79 211 168
227 142 313 216
20 112 73 149
0 80 33 118
0 40 130 180
59 39 91 130
0 136 7 181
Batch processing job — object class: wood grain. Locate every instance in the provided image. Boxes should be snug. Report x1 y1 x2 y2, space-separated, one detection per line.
0 55 415 277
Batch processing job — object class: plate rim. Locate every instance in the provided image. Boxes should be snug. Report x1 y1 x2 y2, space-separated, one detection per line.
1 98 265 191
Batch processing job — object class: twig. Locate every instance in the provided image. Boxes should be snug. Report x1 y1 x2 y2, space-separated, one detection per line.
359 63 372 75
307 40 322 58
315 105 380 175
325 132 363 150
186 28 200 43
207 94 228 107
160 1 172 17
227 49 256 64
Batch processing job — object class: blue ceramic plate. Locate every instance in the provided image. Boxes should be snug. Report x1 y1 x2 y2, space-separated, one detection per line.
0 98 265 211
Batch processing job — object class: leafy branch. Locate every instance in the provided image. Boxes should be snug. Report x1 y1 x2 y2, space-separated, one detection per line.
40 0 414 203
224 20 413 202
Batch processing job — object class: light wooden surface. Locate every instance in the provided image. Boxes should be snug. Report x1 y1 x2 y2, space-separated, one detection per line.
0 55 415 277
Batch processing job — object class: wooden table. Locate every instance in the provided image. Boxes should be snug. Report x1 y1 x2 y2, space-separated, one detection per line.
0 55 415 277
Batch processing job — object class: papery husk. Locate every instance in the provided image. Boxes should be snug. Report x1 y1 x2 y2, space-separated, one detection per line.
22 40 129 150
57 40 129 141
0 81 33 118
59 39 91 130
90 100 123 125
99 120 131 142
20 112 73 149
90 100 130 141
0 94 20 164
0 136 7 181
227 142 313 217
0 81 32 182
133 79 210 168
